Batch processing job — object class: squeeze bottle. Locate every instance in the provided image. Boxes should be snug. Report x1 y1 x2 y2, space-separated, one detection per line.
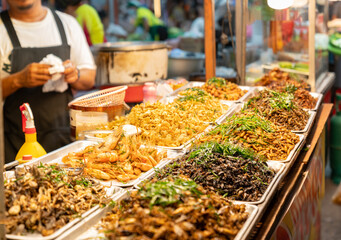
15 103 46 162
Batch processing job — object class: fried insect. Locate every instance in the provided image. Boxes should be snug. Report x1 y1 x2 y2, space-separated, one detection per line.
201 77 248 101
4 164 110 236
101 177 249 240
268 84 317 109
62 128 166 182
256 67 310 90
244 89 309 131
157 142 276 202
198 111 300 161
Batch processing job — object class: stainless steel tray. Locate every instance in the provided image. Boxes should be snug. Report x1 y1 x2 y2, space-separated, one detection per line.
78 125 142 142
233 203 259 240
66 189 258 240
233 161 285 205
168 81 205 96
291 110 316 133
305 92 323 111
17 141 180 188
167 81 254 103
4 171 123 240
220 102 315 134
206 104 306 163
219 86 255 104
242 86 323 112
56 188 128 240
159 95 236 125
134 159 285 205
153 123 217 152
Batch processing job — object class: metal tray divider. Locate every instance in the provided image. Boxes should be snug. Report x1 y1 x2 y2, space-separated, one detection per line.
291 110 317 134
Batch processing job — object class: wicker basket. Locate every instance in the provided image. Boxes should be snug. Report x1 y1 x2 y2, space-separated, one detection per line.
69 86 127 107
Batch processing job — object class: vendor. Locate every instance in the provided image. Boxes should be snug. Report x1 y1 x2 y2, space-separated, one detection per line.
55 0 106 46
127 0 168 41
0 0 96 163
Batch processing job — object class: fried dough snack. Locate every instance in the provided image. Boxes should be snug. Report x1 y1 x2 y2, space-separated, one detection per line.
62 128 166 182
198 111 300 161
245 89 309 131
4 164 110 236
101 178 249 240
201 77 248 101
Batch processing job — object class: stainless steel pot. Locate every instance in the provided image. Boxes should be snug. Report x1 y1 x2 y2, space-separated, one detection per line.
92 41 168 85
167 52 205 78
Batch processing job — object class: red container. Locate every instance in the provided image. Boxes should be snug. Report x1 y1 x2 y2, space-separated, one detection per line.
124 84 144 103
100 84 144 103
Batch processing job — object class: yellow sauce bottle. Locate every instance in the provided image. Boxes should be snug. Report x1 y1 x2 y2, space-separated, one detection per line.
15 103 46 163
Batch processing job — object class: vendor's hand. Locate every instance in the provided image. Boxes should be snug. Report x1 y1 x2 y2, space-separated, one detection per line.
18 63 51 88
63 60 79 84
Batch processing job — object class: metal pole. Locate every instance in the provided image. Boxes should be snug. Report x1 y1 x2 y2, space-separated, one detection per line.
0 60 7 240
308 0 316 91
204 0 216 80
108 0 114 24
114 0 119 24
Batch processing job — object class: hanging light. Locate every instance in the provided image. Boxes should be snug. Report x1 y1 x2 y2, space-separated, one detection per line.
267 0 294 10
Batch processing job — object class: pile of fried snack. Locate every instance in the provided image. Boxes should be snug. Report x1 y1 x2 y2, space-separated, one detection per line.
3 72 315 239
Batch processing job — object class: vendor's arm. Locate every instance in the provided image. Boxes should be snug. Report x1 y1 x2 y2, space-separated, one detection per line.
63 60 95 90
1 63 51 99
58 11 97 89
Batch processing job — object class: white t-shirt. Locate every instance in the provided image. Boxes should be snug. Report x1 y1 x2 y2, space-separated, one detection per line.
0 8 96 79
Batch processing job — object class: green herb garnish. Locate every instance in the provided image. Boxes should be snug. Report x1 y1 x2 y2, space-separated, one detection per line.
139 178 202 207
284 84 298 93
189 141 261 162
246 89 295 111
177 87 209 103
211 113 274 137
208 77 226 87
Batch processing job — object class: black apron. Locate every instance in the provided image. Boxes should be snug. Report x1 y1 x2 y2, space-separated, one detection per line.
1 10 73 163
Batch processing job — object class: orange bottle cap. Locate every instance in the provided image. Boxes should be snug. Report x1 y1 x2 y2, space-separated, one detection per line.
22 155 33 160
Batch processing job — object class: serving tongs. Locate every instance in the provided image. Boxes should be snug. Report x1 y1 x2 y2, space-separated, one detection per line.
78 125 142 142
59 164 84 176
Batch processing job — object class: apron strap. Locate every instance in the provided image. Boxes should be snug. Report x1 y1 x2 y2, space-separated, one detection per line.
0 10 68 48
0 10 21 48
51 11 68 46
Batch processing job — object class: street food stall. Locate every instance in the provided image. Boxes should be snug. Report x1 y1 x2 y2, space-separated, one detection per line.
0 0 335 239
